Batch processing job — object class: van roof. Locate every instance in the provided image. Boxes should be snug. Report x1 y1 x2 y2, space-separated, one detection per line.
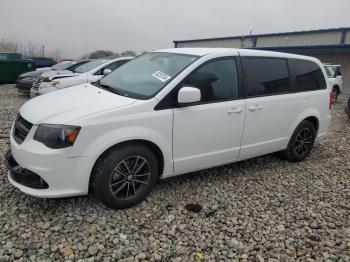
156 48 318 62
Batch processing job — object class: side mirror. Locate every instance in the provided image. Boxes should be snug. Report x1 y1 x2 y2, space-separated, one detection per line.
103 68 112 75
177 87 201 104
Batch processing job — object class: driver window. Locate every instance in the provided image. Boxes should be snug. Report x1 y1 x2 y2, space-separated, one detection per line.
181 58 238 103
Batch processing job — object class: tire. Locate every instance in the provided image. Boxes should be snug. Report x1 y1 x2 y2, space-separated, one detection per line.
332 87 339 103
280 120 316 162
92 144 159 209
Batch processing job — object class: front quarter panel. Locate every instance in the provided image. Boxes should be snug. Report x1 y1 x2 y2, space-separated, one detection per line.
69 102 174 176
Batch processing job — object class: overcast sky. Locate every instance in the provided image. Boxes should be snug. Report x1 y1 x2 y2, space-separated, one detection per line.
1 0 349 58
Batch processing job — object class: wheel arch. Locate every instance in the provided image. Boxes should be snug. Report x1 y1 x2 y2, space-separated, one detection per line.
88 139 165 192
303 116 319 133
289 109 321 139
332 84 340 93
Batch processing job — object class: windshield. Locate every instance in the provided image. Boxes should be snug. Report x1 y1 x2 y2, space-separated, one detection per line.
99 52 198 99
51 61 73 70
74 58 111 73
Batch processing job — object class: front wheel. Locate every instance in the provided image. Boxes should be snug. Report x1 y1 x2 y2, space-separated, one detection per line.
280 120 316 162
92 144 159 209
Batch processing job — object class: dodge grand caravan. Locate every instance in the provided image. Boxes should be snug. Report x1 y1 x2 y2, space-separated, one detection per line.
5 48 331 209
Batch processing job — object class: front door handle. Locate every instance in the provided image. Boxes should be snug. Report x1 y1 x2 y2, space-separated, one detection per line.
249 105 263 111
227 107 242 114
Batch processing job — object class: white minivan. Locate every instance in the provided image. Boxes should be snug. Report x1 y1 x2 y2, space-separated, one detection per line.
6 48 331 209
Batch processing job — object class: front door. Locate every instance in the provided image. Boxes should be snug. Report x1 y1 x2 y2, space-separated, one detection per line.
172 57 245 172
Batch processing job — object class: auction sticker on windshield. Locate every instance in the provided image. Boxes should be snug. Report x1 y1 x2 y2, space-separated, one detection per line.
152 71 171 82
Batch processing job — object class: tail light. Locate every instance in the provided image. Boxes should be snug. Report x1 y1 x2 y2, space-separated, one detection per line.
329 91 333 109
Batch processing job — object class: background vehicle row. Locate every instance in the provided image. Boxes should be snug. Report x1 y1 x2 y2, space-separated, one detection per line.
30 56 133 98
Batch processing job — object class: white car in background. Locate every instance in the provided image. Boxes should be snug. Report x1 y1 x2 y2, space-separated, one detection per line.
324 64 343 102
30 57 133 98
34 60 72 73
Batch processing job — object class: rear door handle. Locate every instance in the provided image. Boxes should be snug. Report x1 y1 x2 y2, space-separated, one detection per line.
227 107 242 114
249 105 263 111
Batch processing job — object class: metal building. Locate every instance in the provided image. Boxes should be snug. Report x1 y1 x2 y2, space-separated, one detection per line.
174 27 350 94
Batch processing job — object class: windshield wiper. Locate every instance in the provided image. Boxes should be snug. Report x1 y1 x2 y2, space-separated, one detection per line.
97 82 129 97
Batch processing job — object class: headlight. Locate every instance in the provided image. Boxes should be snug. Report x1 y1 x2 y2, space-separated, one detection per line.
50 80 60 88
34 124 81 149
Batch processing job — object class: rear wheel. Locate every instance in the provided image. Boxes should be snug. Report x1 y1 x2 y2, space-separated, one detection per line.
281 120 316 162
332 87 339 103
92 144 159 209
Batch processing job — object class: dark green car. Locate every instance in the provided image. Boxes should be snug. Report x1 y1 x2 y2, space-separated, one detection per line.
0 53 36 83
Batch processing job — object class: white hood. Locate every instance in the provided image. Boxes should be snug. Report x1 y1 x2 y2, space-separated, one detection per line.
35 67 51 72
40 70 79 80
20 83 137 124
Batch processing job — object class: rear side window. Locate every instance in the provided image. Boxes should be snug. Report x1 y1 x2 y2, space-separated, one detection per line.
182 58 239 102
334 67 342 76
324 66 334 78
243 58 290 97
289 59 326 91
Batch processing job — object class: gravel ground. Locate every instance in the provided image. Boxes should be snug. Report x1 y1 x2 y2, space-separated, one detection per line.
0 84 349 261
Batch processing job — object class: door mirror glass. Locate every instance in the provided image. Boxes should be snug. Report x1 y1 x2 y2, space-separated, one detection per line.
103 68 112 75
177 87 201 104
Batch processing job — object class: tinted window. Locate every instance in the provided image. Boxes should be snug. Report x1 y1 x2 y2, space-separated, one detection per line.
324 66 335 78
289 59 326 91
182 58 238 102
243 58 290 97
333 66 342 76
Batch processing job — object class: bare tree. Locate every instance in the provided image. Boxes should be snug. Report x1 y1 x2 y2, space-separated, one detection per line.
27 42 38 57
0 38 19 53
0 38 62 60
47 49 62 61
120 50 137 56
83 50 114 59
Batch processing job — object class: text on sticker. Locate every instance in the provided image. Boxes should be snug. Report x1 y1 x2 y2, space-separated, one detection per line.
152 71 171 82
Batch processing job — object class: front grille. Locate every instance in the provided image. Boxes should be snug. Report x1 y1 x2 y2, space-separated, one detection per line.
32 78 42 90
13 114 33 144
32 76 48 90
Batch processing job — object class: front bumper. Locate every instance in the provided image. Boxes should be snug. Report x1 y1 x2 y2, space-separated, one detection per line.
29 88 41 98
5 150 49 189
7 127 97 198
16 80 34 94
30 86 56 98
